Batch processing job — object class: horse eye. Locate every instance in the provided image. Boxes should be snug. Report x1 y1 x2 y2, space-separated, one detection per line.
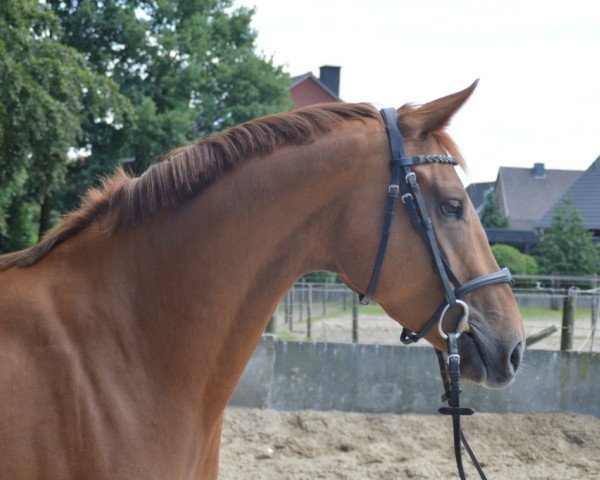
441 200 463 217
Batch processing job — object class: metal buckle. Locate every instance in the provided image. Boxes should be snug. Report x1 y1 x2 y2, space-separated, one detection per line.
401 193 413 204
405 172 416 184
447 353 461 364
437 300 470 340
388 184 400 194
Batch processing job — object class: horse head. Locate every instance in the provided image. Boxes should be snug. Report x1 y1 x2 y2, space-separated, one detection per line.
336 82 524 388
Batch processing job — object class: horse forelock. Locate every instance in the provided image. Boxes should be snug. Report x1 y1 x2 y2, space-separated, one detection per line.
0 103 380 270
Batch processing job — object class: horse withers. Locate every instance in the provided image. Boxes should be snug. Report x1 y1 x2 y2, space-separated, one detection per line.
0 82 524 479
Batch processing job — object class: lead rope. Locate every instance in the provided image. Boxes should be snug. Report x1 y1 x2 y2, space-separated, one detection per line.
436 334 488 480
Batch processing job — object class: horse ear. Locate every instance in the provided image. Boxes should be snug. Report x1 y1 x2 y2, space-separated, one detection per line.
399 80 478 138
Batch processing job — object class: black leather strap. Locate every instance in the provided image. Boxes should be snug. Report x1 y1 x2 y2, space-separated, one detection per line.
359 183 399 305
359 109 404 305
437 336 488 480
392 155 458 166
455 267 512 298
404 170 457 307
361 108 458 305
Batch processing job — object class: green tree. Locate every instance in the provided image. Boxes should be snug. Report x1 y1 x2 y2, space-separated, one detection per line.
0 0 127 251
533 198 599 275
0 1 291 252
480 193 510 228
48 0 292 215
491 244 538 275
302 272 338 283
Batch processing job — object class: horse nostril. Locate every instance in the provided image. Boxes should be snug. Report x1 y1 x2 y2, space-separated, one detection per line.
510 340 523 373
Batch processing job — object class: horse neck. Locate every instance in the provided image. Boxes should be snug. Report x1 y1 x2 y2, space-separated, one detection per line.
109 119 387 414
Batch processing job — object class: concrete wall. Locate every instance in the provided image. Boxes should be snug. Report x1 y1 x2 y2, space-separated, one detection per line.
230 336 600 416
515 292 598 309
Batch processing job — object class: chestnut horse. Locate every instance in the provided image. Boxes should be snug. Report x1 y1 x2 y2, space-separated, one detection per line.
0 83 524 479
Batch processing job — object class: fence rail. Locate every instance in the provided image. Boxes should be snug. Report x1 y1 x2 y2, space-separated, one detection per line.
512 273 599 289
270 278 600 353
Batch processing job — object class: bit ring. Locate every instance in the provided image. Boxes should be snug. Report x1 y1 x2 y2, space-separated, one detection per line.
437 300 470 340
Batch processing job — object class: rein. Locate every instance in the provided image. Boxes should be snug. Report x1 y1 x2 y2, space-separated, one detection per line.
359 107 513 479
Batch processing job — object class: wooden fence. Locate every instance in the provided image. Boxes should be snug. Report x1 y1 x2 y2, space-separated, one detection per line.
269 276 600 352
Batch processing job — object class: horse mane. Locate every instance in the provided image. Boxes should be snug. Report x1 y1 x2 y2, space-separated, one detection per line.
0 103 380 270
0 101 465 271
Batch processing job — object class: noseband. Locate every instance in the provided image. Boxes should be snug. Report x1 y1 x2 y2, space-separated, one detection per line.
359 108 513 480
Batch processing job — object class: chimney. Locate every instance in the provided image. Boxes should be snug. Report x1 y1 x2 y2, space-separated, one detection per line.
319 65 340 97
533 163 546 179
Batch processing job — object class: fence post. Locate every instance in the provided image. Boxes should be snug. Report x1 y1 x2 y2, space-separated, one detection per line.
284 290 291 329
322 283 328 316
560 287 577 351
265 314 276 334
591 274 599 353
298 283 304 323
551 274 560 310
352 293 359 343
289 289 294 331
306 284 313 340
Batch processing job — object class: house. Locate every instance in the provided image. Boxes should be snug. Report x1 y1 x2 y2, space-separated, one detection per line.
538 155 600 240
466 181 494 214
494 163 583 230
467 163 585 252
290 66 342 108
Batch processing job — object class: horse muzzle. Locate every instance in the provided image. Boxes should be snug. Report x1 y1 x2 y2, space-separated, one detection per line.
458 320 524 388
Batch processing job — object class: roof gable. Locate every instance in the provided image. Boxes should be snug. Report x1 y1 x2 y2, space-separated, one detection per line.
290 73 341 108
497 165 582 230
466 181 494 212
538 155 600 229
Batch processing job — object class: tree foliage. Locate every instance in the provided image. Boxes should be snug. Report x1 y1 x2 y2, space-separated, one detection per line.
533 198 599 275
49 0 291 205
480 193 510 228
0 0 291 252
0 0 127 250
491 244 538 275
302 271 338 283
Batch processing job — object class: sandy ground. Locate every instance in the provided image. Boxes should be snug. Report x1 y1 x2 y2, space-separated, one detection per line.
238 301 600 478
220 408 600 479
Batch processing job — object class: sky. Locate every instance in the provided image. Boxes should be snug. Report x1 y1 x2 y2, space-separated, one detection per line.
235 0 600 185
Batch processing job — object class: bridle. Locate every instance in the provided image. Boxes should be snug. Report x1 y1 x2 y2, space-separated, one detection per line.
359 108 512 335
359 107 513 479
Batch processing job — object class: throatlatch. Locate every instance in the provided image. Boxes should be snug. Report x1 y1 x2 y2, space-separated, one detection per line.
358 108 514 479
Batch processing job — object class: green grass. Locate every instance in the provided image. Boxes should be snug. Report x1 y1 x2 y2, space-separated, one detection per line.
357 304 386 315
276 331 299 341
519 306 591 321
276 302 591 325
278 303 387 325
